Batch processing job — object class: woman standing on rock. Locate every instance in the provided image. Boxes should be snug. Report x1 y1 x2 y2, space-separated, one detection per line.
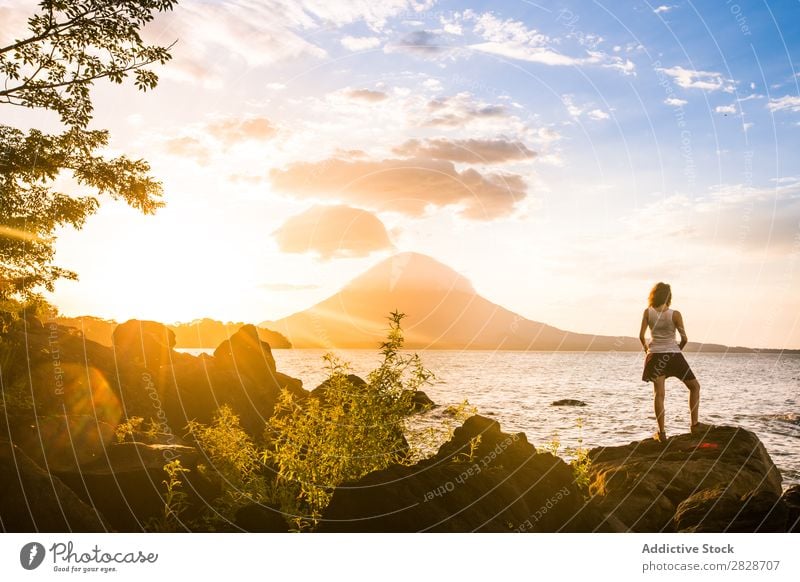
639 282 710 442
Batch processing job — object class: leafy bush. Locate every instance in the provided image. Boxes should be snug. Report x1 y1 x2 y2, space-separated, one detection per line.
187 405 265 518
262 311 433 529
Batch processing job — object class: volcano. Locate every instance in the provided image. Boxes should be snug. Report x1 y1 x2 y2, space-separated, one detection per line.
265 252 647 350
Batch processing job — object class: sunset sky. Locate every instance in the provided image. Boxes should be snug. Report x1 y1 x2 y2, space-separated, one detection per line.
2 0 799 349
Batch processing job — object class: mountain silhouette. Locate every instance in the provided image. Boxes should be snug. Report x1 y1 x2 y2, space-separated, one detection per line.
266 252 655 350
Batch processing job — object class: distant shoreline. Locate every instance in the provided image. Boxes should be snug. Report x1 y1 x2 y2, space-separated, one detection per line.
177 347 800 354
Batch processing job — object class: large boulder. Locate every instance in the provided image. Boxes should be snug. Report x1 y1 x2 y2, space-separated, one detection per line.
0 438 109 532
112 320 176 371
673 486 788 532
781 485 800 533
55 441 217 532
1 318 121 423
213 324 276 378
107 321 306 438
587 425 784 532
164 354 305 438
4 414 117 472
319 415 617 532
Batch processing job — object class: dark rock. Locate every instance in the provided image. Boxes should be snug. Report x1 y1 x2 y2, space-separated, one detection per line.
235 503 290 532
164 356 305 438
319 415 619 532
112 320 176 371
213 324 276 376
55 441 218 532
4 415 117 472
551 399 587 407
310 374 367 402
1 321 121 423
781 485 800 532
1 438 109 532
311 375 433 413
587 425 784 532
674 486 788 532
407 389 435 411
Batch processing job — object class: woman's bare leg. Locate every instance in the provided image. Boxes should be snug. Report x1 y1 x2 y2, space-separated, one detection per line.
653 376 666 434
685 378 700 426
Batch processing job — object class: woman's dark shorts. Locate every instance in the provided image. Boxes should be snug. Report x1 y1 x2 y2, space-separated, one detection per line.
642 352 696 382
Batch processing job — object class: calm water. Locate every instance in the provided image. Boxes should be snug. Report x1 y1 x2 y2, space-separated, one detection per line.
179 349 800 487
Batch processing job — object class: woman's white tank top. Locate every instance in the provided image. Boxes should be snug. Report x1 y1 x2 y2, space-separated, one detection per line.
647 306 681 353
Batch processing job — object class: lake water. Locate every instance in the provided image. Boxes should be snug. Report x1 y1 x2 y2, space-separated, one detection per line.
179 349 800 487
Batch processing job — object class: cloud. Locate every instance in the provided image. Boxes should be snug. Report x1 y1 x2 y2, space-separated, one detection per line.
0 1 30 47
658 66 734 92
147 2 327 84
714 104 737 114
465 12 635 74
424 94 509 127
466 13 577 65
587 109 610 120
340 35 381 51
468 41 579 66
664 97 688 107
627 181 800 253
207 116 277 144
767 95 800 113
385 30 452 56
653 5 675 14
346 88 389 102
147 1 427 83
392 137 537 164
163 136 210 164
273 205 393 259
562 95 610 121
270 157 528 220
160 115 277 162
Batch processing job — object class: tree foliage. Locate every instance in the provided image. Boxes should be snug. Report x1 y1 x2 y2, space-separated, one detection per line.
0 0 176 324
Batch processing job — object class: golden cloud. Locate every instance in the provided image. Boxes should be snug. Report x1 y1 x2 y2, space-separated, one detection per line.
273 204 393 259
270 157 527 220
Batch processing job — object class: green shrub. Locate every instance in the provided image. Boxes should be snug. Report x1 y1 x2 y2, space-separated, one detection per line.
187 405 265 519
262 311 433 530
147 459 190 532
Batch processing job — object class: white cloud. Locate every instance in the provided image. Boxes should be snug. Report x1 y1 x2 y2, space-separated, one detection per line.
469 41 582 66
737 93 763 102
562 95 583 118
714 104 737 114
664 97 688 107
340 35 381 51
562 96 610 121
767 95 800 113
658 66 734 92
146 0 431 83
587 109 610 120
465 12 635 74
653 5 675 14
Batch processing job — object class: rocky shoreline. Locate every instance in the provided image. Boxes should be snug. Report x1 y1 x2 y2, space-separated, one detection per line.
1 318 798 533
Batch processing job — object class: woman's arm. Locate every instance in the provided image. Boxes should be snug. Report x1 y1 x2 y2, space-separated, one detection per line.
639 309 649 352
673 310 688 350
